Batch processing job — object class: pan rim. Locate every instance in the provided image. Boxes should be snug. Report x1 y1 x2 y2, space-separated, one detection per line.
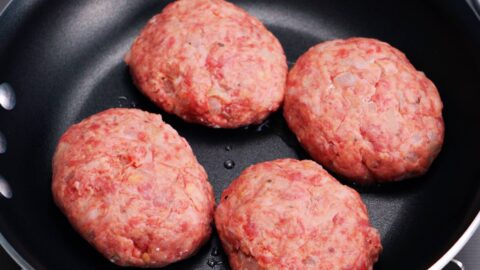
0 211 478 269
428 210 480 269
0 232 34 270
0 0 12 17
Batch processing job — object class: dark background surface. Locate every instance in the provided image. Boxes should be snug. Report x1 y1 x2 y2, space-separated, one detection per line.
0 0 479 269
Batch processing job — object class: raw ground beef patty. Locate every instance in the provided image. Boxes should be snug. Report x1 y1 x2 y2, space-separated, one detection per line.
215 159 382 270
52 108 215 267
284 38 445 184
125 0 287 128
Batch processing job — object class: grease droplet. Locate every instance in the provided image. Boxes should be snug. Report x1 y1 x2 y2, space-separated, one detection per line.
206 258 223 268
207 259 215 267
211 247 220 256
223 160 235 169
0 132 6 154
117 96 129 107
0 175 12 199
224 145 232 151
255 119 270 132
0 83 16 110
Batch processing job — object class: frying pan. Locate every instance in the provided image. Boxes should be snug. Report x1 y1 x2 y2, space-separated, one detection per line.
0 0 480 269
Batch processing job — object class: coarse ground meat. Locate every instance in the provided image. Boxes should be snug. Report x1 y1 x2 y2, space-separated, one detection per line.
52 108 215 267
284 38 444 183
125 0 287 128
215 159 382 270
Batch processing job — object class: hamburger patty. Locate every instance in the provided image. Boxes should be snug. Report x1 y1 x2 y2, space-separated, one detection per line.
284 38 444 183
52 108 215 267
215 159 382 270
126 0 287 128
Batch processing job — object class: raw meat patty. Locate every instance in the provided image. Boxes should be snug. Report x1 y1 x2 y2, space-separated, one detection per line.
125 0 287 128
52 108 215 267
284 38 445 183
215 159 382 270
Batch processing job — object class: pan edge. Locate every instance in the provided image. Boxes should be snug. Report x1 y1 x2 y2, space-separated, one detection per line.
429 211 480 270
0 232 34 270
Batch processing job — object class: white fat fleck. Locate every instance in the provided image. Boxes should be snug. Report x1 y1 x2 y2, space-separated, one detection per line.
427 131 438 142
207 85 230 100
334 72 357 87
143 149 154 164
379 60 398 74
208 97 222 114
173 76 183 86
400 72 413 82
73 181 80 190
382 110 401 134
411 133 423 146
259 48 274 61
149 16 157 24
403 89 419 104
353 59 368 69
155 247 160 252
367 102 377 112
86 208 100 220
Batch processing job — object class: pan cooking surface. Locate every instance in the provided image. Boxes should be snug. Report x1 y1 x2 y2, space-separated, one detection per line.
0 0 480 269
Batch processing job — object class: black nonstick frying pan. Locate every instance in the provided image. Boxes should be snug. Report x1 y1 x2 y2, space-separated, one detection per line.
1 0 480 269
